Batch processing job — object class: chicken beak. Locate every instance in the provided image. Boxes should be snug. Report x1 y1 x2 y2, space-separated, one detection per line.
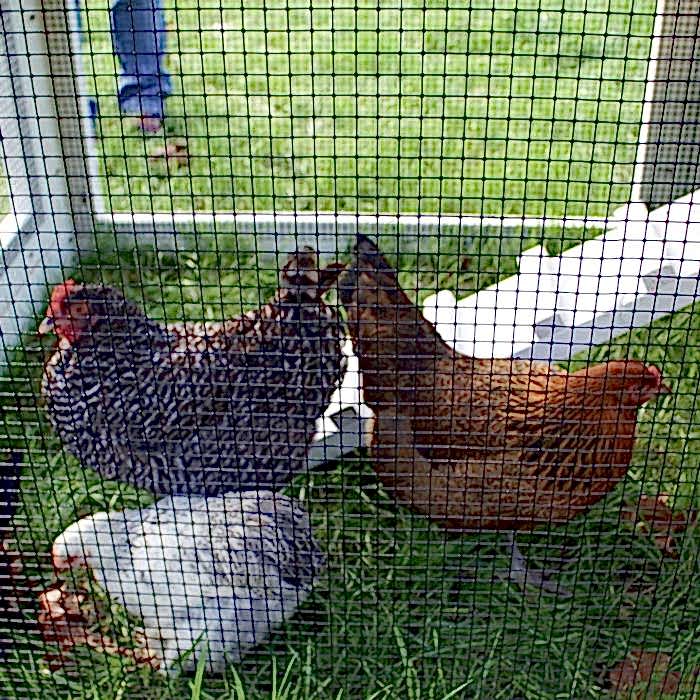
38 316 54 335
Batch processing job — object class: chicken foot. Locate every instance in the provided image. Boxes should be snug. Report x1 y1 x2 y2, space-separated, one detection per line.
503 532 571 598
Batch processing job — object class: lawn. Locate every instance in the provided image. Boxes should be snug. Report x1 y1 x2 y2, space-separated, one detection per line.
80 0 656 219
2 230 700 699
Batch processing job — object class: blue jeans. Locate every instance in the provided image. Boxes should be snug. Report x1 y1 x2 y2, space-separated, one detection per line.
111 0 172 119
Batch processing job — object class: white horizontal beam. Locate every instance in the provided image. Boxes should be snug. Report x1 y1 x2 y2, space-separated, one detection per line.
97 211 608 257
423 194 700 364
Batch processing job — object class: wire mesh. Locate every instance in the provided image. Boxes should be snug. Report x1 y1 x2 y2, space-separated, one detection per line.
1 0 700 698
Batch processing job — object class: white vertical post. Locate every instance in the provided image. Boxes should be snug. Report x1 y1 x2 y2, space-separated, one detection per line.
0 0 94 359
31 0 94 248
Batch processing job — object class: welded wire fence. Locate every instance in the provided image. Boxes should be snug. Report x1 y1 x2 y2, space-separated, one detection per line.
1 1 699 699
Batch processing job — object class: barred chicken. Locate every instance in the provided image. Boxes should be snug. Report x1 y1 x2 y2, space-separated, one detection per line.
50 490 324 673
339 235 671 593
40 250 346 496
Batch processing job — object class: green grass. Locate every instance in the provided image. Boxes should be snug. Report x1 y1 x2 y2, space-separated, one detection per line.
80 0 655 218
2 234 700 699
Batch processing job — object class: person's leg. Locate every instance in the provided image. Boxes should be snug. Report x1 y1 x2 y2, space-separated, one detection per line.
110 0 172 127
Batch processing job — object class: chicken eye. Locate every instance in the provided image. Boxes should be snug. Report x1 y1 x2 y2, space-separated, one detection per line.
70 301 90 319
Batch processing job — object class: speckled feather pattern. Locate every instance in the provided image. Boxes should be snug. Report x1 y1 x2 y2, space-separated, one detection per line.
339 236 661 532
41 251 347 495
52 491 325 672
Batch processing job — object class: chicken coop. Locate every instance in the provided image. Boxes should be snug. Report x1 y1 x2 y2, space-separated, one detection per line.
1 0 700 697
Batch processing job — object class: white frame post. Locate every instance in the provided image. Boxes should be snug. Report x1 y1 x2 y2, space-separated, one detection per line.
0 0 93 359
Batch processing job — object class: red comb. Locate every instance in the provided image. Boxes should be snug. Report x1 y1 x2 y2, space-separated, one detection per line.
51 279 78 302
47 279 79 316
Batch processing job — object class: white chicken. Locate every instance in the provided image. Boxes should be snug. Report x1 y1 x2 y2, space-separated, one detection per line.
50 491 325 673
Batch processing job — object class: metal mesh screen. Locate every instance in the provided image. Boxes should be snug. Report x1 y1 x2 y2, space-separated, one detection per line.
1 1 700 698
74 0 656 218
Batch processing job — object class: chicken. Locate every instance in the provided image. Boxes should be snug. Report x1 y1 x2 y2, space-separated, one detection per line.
39 249 347 496
339 234 671 593
50 490 324 673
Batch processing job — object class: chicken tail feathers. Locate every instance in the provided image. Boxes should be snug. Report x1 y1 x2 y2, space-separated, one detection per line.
272 500 326 591
338 235 416 312
354 234 400 276
280 248 345 301
339 235 453 405
340 233 448 350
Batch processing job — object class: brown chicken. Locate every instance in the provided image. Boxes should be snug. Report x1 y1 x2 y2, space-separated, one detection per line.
339 234 671 593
